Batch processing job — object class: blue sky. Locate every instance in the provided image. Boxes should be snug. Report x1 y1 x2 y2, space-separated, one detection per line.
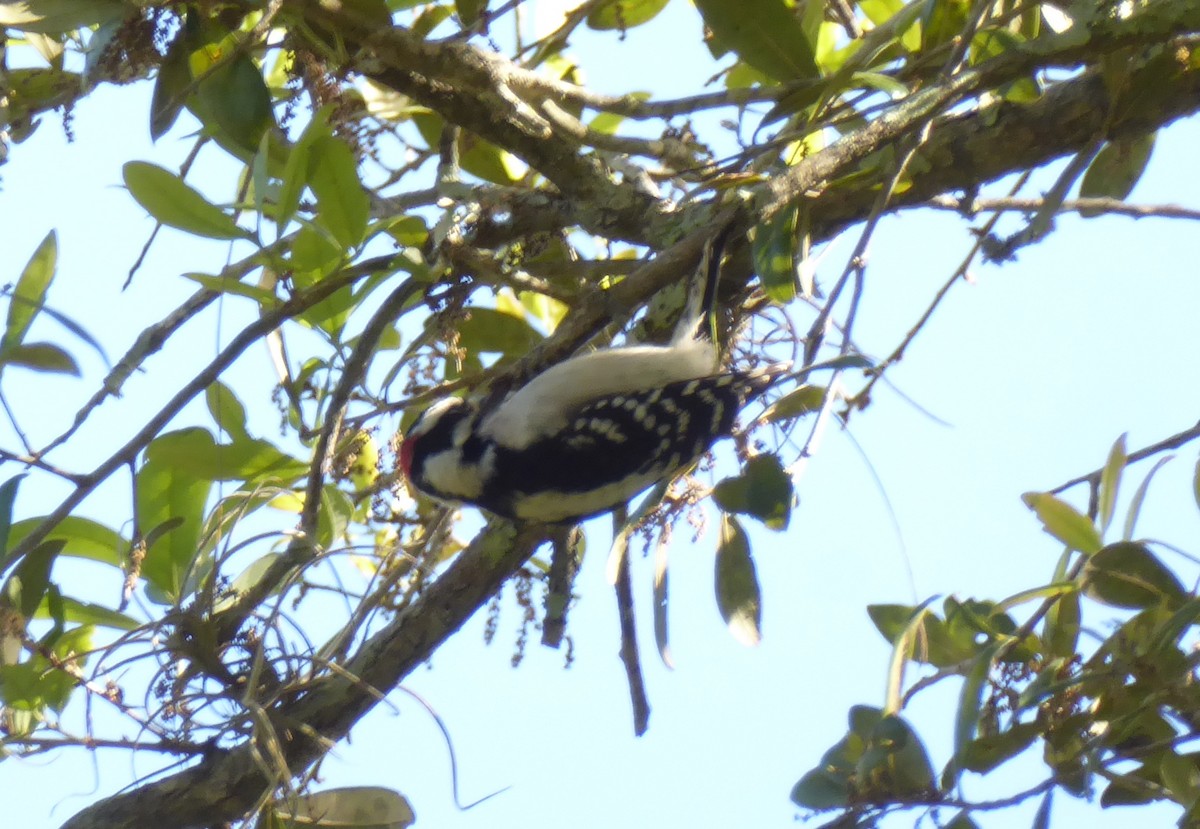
3 1 1200 827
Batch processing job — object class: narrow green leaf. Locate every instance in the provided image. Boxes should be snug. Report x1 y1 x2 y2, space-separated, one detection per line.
276 109 334 230
694 0 818 81
1078 134 1156 215
759 384 824 423
653 533 671 668
0 341 79 375
1043 586 1080 658
307 135 369 249
949 645 998 787
1124 455 1172 540
1021 491 1102 554
150 35 190 140
882 597 938 713
212 552 283 613
715 514 762 646
1193 456 1199 514
0 476 25 568
1098 433 1127 534
3 539 66 618
316 485 355 549
123 161 249 240
4 230 57 353
750 206 798 304
993 582 1077 615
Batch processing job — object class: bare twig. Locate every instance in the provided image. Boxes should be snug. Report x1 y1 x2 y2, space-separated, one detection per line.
926 194 1200 222
1050 419 1200 495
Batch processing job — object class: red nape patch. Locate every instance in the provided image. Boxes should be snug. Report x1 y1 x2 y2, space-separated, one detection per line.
398 437 415 479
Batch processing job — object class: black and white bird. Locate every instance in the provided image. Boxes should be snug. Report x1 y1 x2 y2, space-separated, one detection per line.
399 233 785 523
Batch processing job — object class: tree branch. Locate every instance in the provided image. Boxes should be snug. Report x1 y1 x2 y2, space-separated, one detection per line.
59 521 548 829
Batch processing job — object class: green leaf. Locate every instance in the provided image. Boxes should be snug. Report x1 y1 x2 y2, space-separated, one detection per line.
1082 541 1187 610
2 540 66 618
0 624 92 714
1043 585 1081 658
1194 457 1200 514
123 161 249 240
0 476 25 567
455 0 487 25
857 714 936 798
195 53 273 153
269 786 415 829
712 454 792 530
750 206 798 304
412 3 451 37
316 485 355 549
1124 455 1172 540
653 534 671 668
948 644 998 787
290 223 344 276
587 0 670 30
6 516 127 569
411 110 525 184
276 109 334 229
880 598 937 712
1078 134 1156 215
714 514 761 646
137 447 213 602
4 230 57 354
1098 433 1127 534
0 0 126 34
1021 491 1102 554
695 0 818 81
307 136 370 249
960 721 1040 774
759 384 824 423
206 381 250 441
454 306 544 358
0 341 79 375
150 35 191 140
213 552 282 613
35 595 139 631
145 428 307 484
790 767 851 809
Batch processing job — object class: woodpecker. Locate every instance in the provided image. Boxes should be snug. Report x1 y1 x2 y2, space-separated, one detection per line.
399 232 786 523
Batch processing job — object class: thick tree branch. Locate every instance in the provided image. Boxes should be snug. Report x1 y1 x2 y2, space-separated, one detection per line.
59 521 548 829
808 51 1200 241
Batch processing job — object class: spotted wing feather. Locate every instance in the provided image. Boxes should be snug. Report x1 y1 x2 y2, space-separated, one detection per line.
478 371 771 521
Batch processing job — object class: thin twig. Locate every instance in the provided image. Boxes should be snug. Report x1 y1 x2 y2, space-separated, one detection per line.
925 194 1200 221
6 257 397 568
1050 419 1200 495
